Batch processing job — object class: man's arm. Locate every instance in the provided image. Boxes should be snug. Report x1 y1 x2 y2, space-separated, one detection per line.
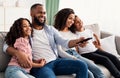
4 43 31 68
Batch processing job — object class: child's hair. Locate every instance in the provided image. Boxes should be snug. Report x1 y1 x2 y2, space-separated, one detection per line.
5 18 32 46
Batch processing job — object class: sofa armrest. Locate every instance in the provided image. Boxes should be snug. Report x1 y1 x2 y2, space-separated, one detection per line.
100 31 112 38
101 31 120 55
115 36 120 55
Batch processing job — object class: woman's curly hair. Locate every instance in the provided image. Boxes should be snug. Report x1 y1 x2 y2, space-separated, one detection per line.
5 18 32 46
54 8 75 31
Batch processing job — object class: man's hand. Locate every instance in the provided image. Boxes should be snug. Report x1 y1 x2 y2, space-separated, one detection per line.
16 51 32 68
38 59 46 67
32 58 46 68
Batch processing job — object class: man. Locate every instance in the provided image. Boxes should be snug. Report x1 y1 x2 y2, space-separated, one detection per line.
3 3 88 78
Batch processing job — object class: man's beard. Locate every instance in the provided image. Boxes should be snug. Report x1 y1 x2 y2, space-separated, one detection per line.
34 16 46 26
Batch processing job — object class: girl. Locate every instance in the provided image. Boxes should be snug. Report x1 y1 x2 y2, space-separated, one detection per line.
5 18 46 78
72 15 120 78
54 8 105 78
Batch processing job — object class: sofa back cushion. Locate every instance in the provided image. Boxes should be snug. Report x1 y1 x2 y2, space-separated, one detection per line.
84 23 100 39
0 32 11 72
100 36 120 58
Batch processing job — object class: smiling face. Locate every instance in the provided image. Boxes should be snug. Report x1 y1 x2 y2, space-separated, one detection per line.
65 14 75 28
31 5 46 26
74 16 83 31
22 20 32 38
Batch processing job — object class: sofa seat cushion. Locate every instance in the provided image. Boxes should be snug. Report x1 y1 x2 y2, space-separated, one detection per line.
97 65 112 78
57 75 75 78
0 72 4 78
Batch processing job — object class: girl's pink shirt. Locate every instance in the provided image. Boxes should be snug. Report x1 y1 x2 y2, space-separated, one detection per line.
8 37 32 72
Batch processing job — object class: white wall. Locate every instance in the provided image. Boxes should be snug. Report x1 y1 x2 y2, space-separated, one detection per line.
0 0 45 31
0 0 45 8
59 0 120 35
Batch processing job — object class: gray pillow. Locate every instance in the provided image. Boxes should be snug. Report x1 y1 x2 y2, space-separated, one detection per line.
0 32 11 72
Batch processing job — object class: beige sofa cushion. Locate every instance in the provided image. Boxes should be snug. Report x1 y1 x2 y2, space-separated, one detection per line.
84 23 100 38
0 32 11 72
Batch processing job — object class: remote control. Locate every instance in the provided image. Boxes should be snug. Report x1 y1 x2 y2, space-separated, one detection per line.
77 37 92 44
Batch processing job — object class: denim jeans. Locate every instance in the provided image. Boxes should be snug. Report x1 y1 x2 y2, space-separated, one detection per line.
66 49 105 78
5 66 35 78
30 58 88 78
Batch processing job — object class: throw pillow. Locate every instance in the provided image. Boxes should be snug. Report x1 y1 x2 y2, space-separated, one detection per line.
100 36 120 58
84 23 100 39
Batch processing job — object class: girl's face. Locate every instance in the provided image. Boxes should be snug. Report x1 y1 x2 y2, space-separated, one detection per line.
65 14 75 28
22 20 32 38
74 16 83 30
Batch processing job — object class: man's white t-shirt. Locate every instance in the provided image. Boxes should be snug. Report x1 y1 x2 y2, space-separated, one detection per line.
32 28 57 63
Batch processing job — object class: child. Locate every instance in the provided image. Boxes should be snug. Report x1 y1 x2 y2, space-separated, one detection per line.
73 15 120 78
5 18 46 78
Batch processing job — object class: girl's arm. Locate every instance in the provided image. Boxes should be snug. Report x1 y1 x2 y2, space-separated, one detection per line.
32 59 46 68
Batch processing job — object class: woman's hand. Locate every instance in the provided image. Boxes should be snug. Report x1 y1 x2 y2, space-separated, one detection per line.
77 37 88 48
78 41 88 48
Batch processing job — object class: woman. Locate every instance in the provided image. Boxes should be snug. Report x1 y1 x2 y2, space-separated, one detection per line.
72 15 120 78
54 8 105 78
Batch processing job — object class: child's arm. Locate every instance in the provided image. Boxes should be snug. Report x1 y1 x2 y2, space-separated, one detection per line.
93 34 104 51
93 34 101 45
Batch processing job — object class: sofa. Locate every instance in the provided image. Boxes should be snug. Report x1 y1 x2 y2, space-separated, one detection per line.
0 24 120 78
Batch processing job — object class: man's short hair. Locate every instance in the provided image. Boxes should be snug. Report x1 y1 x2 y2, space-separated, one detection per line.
30 3 43 11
